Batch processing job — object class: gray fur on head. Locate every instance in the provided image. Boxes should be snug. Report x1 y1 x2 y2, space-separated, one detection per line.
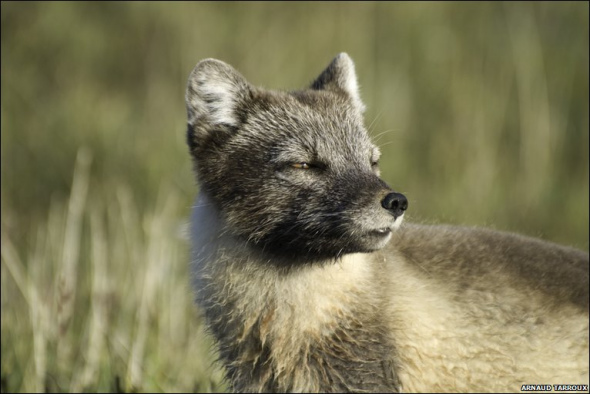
185 53 391 262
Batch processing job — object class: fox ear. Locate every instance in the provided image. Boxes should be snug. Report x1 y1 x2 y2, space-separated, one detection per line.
311 53 366 113
185 59 251 129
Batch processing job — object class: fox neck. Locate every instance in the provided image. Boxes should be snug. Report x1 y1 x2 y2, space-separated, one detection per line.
190 191 401 392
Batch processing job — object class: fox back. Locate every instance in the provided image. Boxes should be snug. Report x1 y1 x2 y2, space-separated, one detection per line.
185 53 589 392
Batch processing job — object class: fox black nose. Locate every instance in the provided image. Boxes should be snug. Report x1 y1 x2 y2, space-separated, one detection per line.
381 192 408 218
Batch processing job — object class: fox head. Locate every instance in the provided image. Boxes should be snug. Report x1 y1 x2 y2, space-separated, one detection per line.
186 53 407 263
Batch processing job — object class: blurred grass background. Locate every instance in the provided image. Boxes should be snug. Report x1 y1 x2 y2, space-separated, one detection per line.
1 2 588 392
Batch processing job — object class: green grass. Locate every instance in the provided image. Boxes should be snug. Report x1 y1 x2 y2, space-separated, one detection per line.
1 2 588 392
2 150 226 392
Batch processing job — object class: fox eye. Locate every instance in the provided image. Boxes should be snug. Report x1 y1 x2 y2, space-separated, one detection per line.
291 162 310 169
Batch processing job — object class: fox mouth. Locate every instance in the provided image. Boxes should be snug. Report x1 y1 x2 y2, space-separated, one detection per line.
370 227 392 236
354 227 394 252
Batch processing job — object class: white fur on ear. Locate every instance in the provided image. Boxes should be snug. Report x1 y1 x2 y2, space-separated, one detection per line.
312 53 366 113
186 59 250 127
334 53 366 113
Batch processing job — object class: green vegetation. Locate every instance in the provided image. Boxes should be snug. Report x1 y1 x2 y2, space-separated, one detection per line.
2 2 588 392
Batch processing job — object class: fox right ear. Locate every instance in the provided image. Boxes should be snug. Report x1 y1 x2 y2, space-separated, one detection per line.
311 53 366 113
185 59 251 131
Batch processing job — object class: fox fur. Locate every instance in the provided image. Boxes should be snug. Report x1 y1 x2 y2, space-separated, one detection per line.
185 53 589 393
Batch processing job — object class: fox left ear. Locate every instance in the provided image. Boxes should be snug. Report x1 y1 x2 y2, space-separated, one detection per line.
311 53 366 113
185 58 251 129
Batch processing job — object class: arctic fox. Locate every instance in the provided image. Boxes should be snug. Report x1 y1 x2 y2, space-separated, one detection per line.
185 53 589 392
